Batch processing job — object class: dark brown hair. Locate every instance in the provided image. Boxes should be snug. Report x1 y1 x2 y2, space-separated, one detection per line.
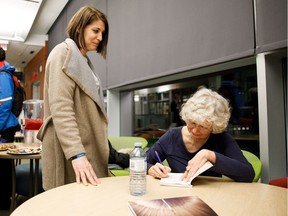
66 6 109 58
0 47 6 61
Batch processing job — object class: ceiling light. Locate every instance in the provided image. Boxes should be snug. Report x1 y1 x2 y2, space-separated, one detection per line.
0 0 43 42
0 39 9 50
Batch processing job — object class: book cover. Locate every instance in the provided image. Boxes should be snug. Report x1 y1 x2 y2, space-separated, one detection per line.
128 195 218 216
0 96 12 103
160 161 213 187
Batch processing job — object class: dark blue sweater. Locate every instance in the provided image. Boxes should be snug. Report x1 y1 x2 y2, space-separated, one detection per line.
146 127 255 182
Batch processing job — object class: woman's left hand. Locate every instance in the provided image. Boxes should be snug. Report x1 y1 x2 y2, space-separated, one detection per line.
71 156 101 186
181 149 216 181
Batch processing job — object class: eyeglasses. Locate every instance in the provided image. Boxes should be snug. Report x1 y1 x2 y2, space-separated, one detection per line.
187 122 211 133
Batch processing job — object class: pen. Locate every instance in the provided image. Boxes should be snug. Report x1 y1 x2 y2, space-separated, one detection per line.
155 150 163 165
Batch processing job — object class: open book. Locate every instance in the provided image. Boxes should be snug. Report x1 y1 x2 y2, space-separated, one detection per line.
0 96 12 103
160 161 213 187
128 195 218 216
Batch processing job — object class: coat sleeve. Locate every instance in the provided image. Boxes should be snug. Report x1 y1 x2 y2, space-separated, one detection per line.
45 45 85 160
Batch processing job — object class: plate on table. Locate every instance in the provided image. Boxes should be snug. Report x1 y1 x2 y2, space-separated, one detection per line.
7 147 41 155
0 143 16 151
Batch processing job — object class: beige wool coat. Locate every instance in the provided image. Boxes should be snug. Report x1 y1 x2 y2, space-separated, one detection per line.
37 39 110 191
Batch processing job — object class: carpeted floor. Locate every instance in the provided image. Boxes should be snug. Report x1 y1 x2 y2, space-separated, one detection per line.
0 195 29 215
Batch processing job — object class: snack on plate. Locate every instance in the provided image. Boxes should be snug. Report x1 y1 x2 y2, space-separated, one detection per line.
0 143 16 151
7 147 41 154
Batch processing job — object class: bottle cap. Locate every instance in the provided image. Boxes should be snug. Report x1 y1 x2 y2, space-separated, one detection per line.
134 142 142 147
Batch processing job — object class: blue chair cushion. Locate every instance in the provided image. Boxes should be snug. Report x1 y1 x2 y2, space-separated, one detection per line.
15 162 44 197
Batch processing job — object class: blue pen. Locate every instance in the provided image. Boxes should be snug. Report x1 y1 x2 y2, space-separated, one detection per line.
155 150 163 165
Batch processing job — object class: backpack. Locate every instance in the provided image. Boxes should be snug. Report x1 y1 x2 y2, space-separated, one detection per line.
1 70 26 117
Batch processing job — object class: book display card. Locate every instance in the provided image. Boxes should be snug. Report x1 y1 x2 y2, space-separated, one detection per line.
128 195 218 216
160 161 213 187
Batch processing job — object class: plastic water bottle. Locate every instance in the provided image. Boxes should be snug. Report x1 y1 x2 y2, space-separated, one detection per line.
129 142 147 196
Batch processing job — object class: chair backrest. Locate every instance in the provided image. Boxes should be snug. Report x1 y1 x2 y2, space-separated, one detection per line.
241 150 262 182
108 136 148 151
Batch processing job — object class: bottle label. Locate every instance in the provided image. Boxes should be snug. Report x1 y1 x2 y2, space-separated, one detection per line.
130 159 146 171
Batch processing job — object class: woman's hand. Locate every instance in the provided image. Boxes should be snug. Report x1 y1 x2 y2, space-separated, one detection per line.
71 156 101 186
181 149 216 181
148 162 171 178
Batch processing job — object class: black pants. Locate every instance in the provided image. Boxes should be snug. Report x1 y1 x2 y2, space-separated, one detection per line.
0 125 19 143
0 126 18 210
0 160 12 209
108 140 129 169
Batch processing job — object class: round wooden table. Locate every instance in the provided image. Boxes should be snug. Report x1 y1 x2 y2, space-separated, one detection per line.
11 175 287 216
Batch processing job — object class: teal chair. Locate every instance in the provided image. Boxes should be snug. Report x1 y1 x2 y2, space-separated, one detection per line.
15 162 44 197
242 150 262 182
108 136 148 176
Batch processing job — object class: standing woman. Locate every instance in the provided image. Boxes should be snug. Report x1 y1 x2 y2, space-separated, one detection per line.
38 6 110 190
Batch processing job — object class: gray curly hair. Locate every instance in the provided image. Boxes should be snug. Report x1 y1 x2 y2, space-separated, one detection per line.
180 87 231 134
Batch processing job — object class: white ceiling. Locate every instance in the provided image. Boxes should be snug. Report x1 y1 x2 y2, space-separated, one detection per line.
0 0 70 71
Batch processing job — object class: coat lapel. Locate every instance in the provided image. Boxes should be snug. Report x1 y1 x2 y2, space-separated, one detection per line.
63 39 107 119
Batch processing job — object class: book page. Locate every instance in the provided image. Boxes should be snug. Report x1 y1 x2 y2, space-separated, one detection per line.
160 161 213 187
160 172 192 187
0 96 12 103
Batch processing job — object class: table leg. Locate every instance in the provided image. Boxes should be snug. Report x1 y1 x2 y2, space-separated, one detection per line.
29 159 34 197
34 159 39 195
10 159 16 212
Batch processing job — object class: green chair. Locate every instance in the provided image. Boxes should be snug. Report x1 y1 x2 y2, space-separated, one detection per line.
108 136 148 176
108 136 148 151
241 150 262 182
162 159 169 167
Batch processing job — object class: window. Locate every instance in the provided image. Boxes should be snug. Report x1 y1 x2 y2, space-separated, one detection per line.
134 65 259 156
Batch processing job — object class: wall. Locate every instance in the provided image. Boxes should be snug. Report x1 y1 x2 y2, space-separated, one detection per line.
23 41 48 100
47 0 287 91
255 0 287 53
257 51 287 182
107 0 255 88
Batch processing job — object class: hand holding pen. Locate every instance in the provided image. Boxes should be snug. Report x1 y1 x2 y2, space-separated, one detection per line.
147 150 171 178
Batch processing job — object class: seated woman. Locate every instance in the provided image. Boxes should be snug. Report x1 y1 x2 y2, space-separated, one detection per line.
146 87 255 182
